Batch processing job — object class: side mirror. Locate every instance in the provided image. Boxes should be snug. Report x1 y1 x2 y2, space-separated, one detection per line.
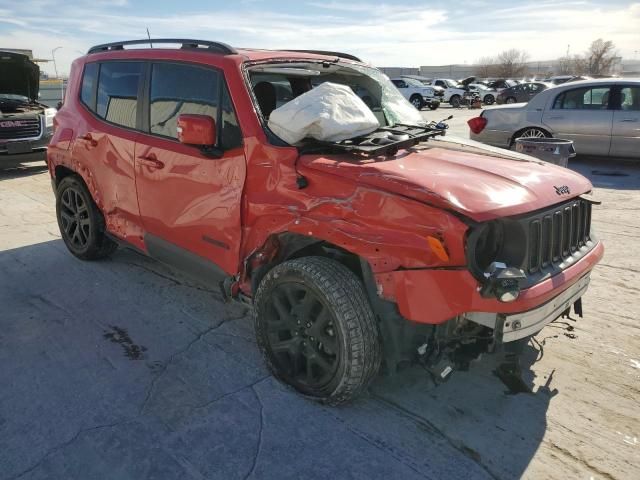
177 114 216 146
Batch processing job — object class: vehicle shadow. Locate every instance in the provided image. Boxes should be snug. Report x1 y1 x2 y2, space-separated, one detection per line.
0 162 48 180
570 157 640 190
1 239 551 480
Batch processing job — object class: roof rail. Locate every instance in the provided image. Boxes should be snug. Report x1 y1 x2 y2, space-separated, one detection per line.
281 50 362 62
87 39 237 55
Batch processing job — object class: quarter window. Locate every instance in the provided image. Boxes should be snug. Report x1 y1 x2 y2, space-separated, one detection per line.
149 62 241 149
553 86 611 110
80 63 98 109
96 62 143 129
620 87 640 111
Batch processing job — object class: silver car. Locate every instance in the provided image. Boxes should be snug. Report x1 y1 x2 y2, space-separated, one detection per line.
469 78 640 158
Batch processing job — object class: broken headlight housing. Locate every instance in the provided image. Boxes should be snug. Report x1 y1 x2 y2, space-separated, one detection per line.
466 220 527 302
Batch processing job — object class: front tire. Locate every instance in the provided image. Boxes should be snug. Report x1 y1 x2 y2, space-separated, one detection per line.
56 175 117 260
428 102 439 110
449 95 461 108
484 94 495 105
506 96 517 104
410 95 424 110
254 257 381 405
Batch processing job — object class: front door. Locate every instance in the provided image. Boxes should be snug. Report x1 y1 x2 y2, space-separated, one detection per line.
134 61 246 278
610 85 640 158
542 84 614 156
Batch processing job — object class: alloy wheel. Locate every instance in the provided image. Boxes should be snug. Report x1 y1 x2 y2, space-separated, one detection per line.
265 282 339 390
59 187 91 249
411 97 422 109
520 128 547 138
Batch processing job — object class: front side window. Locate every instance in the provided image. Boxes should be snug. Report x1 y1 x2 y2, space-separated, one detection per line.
553 86 612 110
96 62 143 129
620 87 640 111
80 62 98 109
149 62 241 149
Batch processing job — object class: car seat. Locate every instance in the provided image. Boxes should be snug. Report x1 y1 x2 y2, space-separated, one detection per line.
254 82 277 119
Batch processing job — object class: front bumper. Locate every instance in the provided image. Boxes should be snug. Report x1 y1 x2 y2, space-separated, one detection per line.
374 240 604 326
0 117 51 163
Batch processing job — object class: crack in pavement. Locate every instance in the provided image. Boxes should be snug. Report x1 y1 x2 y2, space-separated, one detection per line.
547 441 617 480
243 384 266 480
178 375 271 414
370 393 500 480
598 263 640 274
139 314 246 415
5 419 136 480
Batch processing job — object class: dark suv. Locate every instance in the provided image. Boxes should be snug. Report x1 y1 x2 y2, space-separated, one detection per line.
48 39 602 404
0 51 56 165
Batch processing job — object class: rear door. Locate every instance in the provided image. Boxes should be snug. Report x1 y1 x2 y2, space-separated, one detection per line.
71 60 146 249
610 84 640 158
541 84 614 156
134 61 246 279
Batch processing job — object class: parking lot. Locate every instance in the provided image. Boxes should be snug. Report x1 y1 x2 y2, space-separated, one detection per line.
1 106 639 480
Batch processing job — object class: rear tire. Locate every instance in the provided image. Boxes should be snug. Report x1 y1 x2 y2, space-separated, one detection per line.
254 257 381 405
410 95 424 110
56 175 117 260
449 95 461 108
512 127 551 146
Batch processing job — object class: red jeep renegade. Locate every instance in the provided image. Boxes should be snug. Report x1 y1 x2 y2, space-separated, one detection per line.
48 39 603 404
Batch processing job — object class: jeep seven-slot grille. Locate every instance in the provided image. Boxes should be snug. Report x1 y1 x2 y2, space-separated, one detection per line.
0 116 41 140
527 199 592 273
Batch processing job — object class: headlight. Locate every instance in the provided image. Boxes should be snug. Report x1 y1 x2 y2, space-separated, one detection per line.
44 108 57 128
466 220 527 282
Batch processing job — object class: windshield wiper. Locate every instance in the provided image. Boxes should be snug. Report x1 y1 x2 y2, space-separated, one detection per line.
300 124 445 157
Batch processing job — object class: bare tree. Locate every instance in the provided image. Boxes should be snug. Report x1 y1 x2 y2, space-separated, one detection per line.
556 56 573 75
475 56 497 78
496 49 530 78
585 39 618 75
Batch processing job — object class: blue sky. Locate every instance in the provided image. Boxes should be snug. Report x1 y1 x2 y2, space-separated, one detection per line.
1 0 639 75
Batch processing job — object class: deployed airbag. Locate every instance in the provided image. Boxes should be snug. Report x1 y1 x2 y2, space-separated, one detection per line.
267 82 380 145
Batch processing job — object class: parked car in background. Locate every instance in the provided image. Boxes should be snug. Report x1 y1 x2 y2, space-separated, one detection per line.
468 83 498 105
426 78 467 107
496 82 552 104
543 75 592 85
486 79 518 92
468 78 640 159
391 77 440 109
0 50 56 166
400 75 446 101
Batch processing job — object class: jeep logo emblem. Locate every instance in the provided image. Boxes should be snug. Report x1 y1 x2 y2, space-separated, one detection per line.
554 185 570 195
0 120 28 128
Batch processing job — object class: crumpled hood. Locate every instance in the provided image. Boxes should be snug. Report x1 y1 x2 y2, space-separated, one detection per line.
0 51 40 101
299 136 593 222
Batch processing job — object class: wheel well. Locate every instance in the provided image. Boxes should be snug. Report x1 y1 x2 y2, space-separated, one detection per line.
510 126 551 145
249 233 365 294
54 165 77 187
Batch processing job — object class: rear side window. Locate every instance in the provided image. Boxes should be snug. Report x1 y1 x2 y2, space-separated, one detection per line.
96 62 143 129
149 62 241 149
553 86 611 110
620 86 640 111
80 63 98 109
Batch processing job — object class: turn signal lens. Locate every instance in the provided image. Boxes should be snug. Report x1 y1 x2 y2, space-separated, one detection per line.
467 116 487 134
427 236 449 262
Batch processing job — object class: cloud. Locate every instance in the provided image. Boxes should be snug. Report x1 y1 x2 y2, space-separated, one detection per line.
1 1 638 75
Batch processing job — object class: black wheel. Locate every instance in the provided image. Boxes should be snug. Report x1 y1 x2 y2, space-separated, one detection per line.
449 95 461 108
506 96 517 104
428 103 439 110
409 95 423 110
56 175 117 260
254 257 381 405
484 94 495 105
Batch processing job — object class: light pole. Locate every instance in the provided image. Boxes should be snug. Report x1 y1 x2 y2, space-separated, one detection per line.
51 46 62 79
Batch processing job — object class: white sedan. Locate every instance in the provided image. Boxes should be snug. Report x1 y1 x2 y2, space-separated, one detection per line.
468 78 640 158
